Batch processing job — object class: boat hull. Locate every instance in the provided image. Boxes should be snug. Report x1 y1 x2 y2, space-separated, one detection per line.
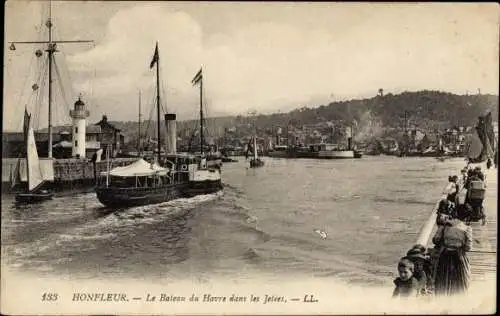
184 180 223 197
95 183 189 208
249 159 265 168
221 157 238 163
317 150 355 159
267 151 289 158
15 192 53 204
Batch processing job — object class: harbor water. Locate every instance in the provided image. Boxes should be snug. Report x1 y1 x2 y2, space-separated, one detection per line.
1 156 478 287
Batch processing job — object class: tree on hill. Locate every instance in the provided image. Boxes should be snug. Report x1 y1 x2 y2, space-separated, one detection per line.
42 90 496 148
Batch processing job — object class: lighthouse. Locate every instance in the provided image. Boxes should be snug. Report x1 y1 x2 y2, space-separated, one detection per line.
69 96 89 158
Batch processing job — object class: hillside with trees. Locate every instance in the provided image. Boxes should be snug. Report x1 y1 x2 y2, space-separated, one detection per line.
108 90 497 149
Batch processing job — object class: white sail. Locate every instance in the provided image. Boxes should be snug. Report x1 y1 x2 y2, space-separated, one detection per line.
26 126 44 192
253 136 258 160
10 159 20 188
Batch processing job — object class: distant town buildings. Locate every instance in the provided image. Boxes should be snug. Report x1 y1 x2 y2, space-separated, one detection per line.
174 119 479 156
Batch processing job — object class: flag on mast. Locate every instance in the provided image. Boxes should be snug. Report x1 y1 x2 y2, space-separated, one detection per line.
149 43 159 69
191 67 203 86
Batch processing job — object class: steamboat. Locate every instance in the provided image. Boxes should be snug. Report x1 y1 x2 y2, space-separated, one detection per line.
95 46 222 208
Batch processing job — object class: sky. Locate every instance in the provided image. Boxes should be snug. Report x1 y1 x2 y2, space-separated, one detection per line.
3 1 499 131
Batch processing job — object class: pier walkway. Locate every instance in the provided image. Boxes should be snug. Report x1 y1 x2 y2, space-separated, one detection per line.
468 169 497 281
415 168 497 282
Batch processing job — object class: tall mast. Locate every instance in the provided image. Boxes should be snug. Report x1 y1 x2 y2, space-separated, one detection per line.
404 110 407 133
286 121 289 147
8 1 93 158
47 3 53 158
156 43 161 162
200 72 204 156
138 90 141 155
253 135 258 160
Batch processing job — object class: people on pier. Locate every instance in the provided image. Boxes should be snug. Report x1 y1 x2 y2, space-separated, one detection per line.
392 258 420 298
486 158 492 169
405 244 433 294
464 169 486 225
460 168 468 186
455 202 473 225
445 176 459 205
436 199 456 222
431 216 472 296
474 166 485 181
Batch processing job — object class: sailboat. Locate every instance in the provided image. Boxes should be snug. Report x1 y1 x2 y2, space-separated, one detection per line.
15 108 54 204
466 112 496 166
247 136 264 168
9 2 93 159
95 44 221 208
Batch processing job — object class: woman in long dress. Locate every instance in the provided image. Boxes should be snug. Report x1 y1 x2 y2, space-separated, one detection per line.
431 217 472 296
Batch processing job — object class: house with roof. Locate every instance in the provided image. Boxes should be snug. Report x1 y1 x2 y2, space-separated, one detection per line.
94 115 125 157
51 125 102 158
2 125 102 159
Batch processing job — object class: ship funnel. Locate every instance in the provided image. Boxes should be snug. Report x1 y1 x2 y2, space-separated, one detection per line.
164 113 177 154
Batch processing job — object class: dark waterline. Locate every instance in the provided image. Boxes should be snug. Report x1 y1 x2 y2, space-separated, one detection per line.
1 156 468 286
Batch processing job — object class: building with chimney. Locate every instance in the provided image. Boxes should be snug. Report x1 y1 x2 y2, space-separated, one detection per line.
94 115 124 157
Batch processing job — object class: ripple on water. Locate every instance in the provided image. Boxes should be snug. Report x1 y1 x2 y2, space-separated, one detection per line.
1 157 474 285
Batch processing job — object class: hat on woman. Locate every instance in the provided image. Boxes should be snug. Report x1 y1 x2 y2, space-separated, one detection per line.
406 248 427 261
409 244 426 254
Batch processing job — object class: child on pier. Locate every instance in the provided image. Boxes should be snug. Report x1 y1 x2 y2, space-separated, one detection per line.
405 244 433 295
392 258 420 298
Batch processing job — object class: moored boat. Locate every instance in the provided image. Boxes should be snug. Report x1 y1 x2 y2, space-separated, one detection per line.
247 136 265 168
221 156 238 163
94 45 221 208
267 145 289 158
313 143 355 159
15 191 54 204
15 108 54 204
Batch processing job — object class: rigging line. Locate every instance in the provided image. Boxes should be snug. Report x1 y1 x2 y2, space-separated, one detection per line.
160 76 167 114
140 88 151 141
50 56 60 128
34 56 49 131
53 59 72 126
203 88 213 139
143 91 156 143
143 87 154 138
53 58 71 115
92 49 97 114
15 49 38 113
55 37 77 101
151 85 159 141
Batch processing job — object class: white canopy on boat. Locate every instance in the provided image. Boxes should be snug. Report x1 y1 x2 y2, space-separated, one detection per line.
100 159 168 177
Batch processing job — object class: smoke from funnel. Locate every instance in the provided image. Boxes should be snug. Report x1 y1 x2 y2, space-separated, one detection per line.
354 110 384 142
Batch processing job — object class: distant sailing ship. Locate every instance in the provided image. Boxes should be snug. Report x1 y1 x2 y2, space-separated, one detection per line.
466 112 497 166
15 109 54 204
245 111 265 168
247 135 265 168
95 44 222 208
